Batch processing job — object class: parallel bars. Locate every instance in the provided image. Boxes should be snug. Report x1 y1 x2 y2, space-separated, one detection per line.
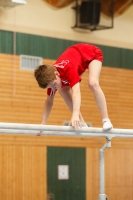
1 122 133 200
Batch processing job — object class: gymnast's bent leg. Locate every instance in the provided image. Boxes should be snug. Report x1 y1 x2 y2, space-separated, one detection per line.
88 60 113 130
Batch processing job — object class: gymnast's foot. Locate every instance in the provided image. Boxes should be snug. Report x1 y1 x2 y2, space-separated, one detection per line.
102 118 113 131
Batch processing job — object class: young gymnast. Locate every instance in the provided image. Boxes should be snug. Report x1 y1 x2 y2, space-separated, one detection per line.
34 43 113 131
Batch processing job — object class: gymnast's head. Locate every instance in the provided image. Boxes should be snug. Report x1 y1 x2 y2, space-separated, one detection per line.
34 64 62 89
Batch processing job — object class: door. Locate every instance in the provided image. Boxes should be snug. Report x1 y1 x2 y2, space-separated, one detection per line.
47 147 86 200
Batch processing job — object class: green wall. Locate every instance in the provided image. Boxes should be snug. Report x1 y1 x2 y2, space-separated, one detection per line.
0 30 133 69
47 147 86 200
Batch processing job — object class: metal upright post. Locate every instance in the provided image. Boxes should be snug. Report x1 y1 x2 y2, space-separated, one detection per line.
98 137 112 200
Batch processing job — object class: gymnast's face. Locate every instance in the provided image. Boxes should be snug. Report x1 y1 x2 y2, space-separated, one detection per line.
47 71 62 90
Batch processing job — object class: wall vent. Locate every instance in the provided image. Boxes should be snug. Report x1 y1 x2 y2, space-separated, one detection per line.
0 0 26 7
20 55 42 71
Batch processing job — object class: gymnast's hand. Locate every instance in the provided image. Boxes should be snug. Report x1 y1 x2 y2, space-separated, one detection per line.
69 113 82 130
36 121 46 136
36 130 41 136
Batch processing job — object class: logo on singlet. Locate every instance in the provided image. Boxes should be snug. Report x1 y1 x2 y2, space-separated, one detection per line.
62 80 70 85
53 60 69 68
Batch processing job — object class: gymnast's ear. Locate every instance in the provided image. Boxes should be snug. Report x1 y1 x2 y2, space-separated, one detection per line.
54 70 60 77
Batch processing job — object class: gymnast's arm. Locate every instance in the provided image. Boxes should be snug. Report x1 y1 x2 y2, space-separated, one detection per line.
69 82 81 129
37 95 54 136
58 85 86 128
41 95 54 125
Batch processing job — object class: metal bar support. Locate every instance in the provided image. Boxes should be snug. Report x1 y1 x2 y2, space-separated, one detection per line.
98 137 112 200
